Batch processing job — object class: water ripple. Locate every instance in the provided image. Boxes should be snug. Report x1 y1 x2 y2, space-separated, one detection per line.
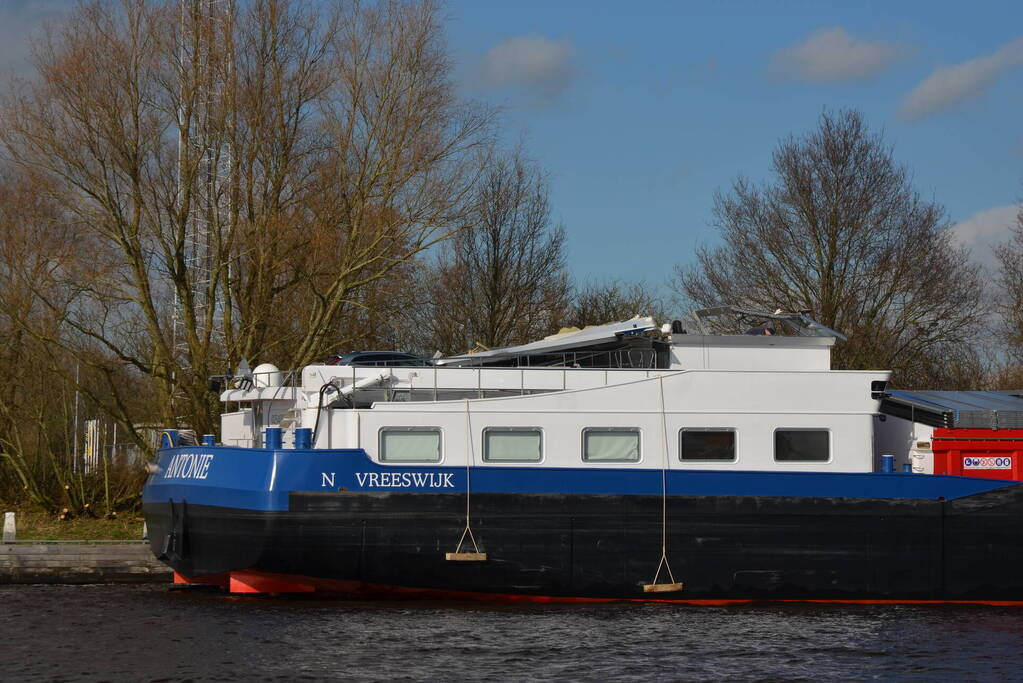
3 585 1023 681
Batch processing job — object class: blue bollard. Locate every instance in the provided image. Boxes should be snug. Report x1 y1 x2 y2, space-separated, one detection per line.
265 427 283 450
160 429 180 449
902 463 913 473
881 454 895 473
202 434 216 447
294 428 313 449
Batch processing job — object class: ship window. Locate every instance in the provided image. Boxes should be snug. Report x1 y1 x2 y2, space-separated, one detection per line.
483 428 542 462
774 429 830 462
583 428 641 462
379 428 441 462
680 429 736 461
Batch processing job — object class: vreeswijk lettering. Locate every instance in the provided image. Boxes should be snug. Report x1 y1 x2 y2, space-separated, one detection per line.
353 471 454 488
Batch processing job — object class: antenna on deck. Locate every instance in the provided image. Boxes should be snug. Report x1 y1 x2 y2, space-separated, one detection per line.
171 0 236 416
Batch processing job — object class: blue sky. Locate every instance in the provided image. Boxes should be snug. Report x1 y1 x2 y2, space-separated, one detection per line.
2 1 1021 299
446 0 1023 293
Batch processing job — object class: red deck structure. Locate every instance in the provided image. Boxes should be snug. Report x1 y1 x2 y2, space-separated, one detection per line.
932 428 1023 481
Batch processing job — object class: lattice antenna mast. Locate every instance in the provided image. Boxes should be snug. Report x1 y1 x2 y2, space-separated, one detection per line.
172 0 235 374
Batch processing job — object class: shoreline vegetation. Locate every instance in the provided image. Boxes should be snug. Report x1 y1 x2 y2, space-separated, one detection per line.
2 505 144 542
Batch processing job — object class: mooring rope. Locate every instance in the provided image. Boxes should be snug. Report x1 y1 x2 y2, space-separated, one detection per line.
453 399 481 555
649 375 678 587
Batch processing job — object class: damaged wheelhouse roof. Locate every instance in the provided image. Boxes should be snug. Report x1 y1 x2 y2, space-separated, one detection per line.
435 316 660 367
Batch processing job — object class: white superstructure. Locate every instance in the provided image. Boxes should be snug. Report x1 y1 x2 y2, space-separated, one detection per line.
216 311 889 474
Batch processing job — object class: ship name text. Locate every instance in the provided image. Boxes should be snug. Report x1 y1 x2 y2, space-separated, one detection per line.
163 453 215 480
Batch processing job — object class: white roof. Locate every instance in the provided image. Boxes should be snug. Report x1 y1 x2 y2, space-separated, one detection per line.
436 317 658 366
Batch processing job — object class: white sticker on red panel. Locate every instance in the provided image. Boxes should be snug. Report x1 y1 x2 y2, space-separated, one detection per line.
963 456 1012 469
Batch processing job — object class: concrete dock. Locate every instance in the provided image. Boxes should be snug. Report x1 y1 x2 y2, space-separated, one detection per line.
0 542 172 584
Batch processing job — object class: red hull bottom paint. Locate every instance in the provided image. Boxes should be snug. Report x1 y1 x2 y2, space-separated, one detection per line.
171 570 1023 606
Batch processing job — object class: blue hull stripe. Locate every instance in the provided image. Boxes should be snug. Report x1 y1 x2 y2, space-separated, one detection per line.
141 446 1020 512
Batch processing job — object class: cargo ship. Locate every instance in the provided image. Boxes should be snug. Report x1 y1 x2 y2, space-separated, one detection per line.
142 308 1023 602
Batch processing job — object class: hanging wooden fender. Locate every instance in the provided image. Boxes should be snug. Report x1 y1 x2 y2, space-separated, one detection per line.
445 552 487 562
642 377 684 594
445 400 487 563
643 582 684 593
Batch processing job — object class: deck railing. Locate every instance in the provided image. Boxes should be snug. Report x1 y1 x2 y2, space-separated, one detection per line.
217 363 679 448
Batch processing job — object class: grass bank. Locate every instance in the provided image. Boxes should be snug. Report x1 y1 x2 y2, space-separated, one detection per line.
2 505 145 541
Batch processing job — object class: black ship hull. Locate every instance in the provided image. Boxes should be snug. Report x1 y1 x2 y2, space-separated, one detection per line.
144 485 1023 601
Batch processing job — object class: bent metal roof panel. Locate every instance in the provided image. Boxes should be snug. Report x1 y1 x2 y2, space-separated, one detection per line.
882 390 1023 429
436 317 658 366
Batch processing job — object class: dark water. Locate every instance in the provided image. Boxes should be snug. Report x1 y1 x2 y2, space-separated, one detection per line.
4 585 1023 682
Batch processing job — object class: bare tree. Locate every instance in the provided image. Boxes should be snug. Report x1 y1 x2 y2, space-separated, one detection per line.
0 169 70 508
0 0 494 436
0 167 152 513
676 110 986 387
995 198 1023 367
568 279 666 329
232 0 495 368
420 150 570 354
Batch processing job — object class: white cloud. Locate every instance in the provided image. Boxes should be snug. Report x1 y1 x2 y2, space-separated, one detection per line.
900 36 1023 122
950 204 1020 268
479 35 579 105
0 0 73 77
770 27 907 83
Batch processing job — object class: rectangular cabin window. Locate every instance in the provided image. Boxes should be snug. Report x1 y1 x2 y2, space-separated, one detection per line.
379 428 441 463
680 429 736 462
583 428 641 462
483 428 542 462
774 429 830 462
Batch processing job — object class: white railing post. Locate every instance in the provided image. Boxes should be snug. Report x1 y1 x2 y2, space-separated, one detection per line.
3 512 14 543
